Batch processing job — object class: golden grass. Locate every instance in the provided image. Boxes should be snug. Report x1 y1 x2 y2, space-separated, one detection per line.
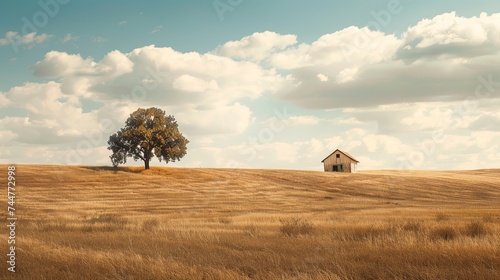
0 165 499 279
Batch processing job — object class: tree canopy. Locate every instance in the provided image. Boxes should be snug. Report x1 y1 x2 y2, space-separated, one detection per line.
107 107 189 170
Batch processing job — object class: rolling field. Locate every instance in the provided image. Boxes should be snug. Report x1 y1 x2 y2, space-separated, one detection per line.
1 165 500 279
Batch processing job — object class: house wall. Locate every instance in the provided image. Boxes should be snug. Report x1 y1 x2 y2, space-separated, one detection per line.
323 151 355 173
350 163 358 173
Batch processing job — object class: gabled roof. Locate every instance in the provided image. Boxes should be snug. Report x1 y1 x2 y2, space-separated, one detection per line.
321 149 359 163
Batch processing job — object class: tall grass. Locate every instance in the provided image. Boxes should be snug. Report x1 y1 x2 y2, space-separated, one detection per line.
10 215 500 279
1 165 499 279
279 217 314 237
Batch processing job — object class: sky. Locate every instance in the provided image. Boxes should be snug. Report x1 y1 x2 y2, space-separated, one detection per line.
1 0 500 171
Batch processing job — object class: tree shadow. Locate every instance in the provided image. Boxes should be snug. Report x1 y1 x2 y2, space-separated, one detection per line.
81 166 144 174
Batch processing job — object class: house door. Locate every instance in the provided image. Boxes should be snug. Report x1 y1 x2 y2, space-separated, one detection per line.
333 164 343 172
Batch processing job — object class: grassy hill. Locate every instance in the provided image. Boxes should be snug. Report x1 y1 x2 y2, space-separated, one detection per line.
1 165 500 279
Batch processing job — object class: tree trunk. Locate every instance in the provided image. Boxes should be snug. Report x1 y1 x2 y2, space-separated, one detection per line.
144 149 153 170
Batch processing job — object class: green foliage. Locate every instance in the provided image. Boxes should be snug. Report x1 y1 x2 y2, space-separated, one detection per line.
108 107 189 169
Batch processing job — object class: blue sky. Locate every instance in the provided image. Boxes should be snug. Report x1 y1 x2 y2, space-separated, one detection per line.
1 1 500 170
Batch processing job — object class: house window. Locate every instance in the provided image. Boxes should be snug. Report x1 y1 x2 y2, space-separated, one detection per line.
336 154 340 158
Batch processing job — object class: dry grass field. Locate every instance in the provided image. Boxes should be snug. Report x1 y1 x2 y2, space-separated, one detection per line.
1 165 500 279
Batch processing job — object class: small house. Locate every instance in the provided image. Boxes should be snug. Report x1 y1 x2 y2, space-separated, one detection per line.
321 149 359 173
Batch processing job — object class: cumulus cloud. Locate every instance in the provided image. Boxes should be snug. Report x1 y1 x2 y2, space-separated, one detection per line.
3 12 500 170
33 51 98 77
286 115 323 126
227 128 419 170
0 92 11 107
337 117 363 125
269 26 400 69
0 82 100 144
441 131 500 153
336 67 359 84
172 75 219 93
401 106 455 130
274 12 500 110
317 74 328 82
362 134 412 154
89 45 283 104
226 137 341 168
28 46 284 139
100 50 135 77
467 111 500 131
399 12 500 61
175 103 252 135
342 98 500 135
215 31 297 62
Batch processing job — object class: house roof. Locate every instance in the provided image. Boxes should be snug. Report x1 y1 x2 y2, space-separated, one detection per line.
321 149 360 163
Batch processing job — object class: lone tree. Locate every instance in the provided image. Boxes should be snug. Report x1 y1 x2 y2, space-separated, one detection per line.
107 107 189 170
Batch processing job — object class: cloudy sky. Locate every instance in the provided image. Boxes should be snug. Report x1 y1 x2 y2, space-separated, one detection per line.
1 1 500 171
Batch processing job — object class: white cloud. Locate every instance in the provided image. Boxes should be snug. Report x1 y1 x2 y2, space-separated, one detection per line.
337 117 363 125
100 50 135 77
355 156 385 169
92 36 107 43
407 12 488 48
23 45 285 139
437 131 500 161
215 31 297 62
336 67 358 84
202 130 412 170
323 136 343 151
401 106 454 130
467 110 500 130
151 25 163 34
20 32 51 44
175 103 252 135
32 50 134 97
274 12 500 109
269 26 400 69
0 82 101 144
118 20 127 26
317 73 328 82
251 137 334 164
0 145 112 166
287 115 322 126
0 130 16 144
32 51 97 77
3 12 500 171
60 33 79 43
399 12 500 60
197 137 214 146
0 92 11 107
172 75 218 93
362 134 412 154
345 99 500 134
263 114 347 127
0 31 51 47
